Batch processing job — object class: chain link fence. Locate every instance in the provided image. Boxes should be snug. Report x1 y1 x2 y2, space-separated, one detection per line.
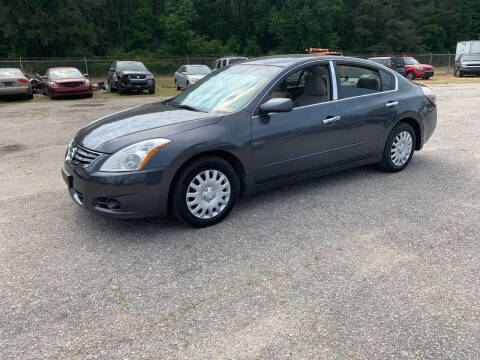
0 54 458 79
0 57 218 79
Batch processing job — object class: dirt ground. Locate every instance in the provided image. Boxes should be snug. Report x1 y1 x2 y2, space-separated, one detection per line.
1 83 479 359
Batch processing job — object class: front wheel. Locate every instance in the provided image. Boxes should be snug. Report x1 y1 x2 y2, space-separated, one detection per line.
175 80 180 90
172 157 239 227
406 72 415 80
379 122 416 172
148 88 155 94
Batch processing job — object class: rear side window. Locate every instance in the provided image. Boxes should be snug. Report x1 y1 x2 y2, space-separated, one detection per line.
380 70 396 91
337 65 381 99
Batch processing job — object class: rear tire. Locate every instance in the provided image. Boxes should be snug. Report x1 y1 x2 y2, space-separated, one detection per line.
172 157 239 227
406 72 415 80
379 122 416 172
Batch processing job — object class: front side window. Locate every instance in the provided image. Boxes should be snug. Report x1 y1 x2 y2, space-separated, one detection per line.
337 64 381 99
268 64 331 108
171 64 282 113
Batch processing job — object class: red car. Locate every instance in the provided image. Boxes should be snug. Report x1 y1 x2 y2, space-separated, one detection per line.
403 57 434 80
42 67 93 99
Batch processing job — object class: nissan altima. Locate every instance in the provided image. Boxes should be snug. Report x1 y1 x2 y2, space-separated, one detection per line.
62 55 437 227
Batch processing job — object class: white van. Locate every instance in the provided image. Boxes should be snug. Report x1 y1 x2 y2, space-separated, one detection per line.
456 41 480 60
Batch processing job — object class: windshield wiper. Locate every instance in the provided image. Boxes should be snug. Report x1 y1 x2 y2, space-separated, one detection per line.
169 102 206 113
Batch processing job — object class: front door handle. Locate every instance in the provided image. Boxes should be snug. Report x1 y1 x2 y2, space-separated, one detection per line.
323 115 341 124
386 101 399 108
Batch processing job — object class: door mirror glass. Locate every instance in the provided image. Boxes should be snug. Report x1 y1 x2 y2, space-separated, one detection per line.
83 73 89 78
260 98 293 113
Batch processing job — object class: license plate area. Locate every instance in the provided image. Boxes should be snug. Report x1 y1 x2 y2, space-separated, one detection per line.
3 82 14 87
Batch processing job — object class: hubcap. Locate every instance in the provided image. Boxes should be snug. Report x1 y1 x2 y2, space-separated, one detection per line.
391 130 413 167
186 170 231 219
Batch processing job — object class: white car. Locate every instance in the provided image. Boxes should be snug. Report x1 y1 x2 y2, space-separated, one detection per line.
174 65 211 90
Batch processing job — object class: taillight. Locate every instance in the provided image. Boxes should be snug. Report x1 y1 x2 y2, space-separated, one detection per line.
421 86 436 104
17 78 28 83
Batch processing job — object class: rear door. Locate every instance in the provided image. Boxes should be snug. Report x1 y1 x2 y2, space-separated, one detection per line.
334 62 399 161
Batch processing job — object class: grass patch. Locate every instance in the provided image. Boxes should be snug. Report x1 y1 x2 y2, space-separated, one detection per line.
414 73 480 85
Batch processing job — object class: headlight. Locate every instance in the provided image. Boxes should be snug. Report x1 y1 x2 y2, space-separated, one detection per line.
417 66 424 71
85 79 90 86
100 138 171 172
146 74 154 79
49 81 58 88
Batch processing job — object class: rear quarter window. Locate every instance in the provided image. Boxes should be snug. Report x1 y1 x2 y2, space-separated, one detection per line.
380 70 396 91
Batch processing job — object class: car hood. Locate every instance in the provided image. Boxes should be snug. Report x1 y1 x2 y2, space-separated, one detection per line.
188 74 207 80
54 77 86 83
74 102 221 153
118 70 151 75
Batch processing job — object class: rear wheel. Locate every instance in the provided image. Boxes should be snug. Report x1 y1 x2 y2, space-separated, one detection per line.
406 72 415 80
379 122 416 172
172 157 239 227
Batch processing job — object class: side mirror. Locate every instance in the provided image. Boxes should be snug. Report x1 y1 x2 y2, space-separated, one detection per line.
260 98 293 114
83 73 89 78
109 68 115 72
42 75 48 80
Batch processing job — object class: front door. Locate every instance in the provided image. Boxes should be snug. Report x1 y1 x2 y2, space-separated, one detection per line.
252 63 345 183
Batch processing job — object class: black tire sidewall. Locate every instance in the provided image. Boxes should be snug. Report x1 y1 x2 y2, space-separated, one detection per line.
407 72 415 80
380 123 416 172
173 157 239 227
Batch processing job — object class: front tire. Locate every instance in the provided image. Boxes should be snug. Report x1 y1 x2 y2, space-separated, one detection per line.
172 157 239 227
149 88 155 94
406 72 415 80
175 80 180 90
379 122 416 172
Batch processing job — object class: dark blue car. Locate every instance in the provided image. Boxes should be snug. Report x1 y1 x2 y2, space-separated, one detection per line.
62 55 437 226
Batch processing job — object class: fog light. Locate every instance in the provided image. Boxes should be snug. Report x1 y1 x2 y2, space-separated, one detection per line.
147 79 153 85
106 199 121 210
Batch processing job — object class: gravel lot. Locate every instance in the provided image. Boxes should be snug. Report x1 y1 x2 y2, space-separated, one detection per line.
1 85 479 359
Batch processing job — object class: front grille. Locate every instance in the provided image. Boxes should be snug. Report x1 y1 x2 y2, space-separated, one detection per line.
466 64 480 67
60 82 83 88
70 144 100 167
129 74 146 80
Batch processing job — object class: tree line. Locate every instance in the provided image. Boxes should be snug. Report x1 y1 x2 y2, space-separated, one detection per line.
1 0 479 59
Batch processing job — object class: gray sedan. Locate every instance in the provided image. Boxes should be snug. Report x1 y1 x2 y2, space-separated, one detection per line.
63 55 437 227
174 65 211 89
0 68 33 99
454 54 480 77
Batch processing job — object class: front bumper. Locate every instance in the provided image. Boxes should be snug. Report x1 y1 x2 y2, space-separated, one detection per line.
460 66 480 74
118 78 155 90
62 163 168 219
420 71 434 78
50 85 92 97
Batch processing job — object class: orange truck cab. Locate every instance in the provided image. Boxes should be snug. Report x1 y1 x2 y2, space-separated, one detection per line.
306 48 343 56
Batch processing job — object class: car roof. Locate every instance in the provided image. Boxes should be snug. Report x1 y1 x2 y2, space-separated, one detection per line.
241 55 375 68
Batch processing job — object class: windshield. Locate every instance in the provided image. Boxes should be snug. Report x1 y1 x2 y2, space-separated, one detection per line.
0 68 23 77
50 68 83 79
187 65 211 75
117 61 147 71
403 58 420 65
171 64 282 113
462 55 480 62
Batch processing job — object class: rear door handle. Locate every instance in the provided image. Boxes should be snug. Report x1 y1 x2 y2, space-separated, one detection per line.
323 115 341 124
386 101 399 108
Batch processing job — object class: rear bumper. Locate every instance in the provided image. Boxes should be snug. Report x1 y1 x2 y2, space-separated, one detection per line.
0 86 31 96
50 85 92 97
62 163 169 219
